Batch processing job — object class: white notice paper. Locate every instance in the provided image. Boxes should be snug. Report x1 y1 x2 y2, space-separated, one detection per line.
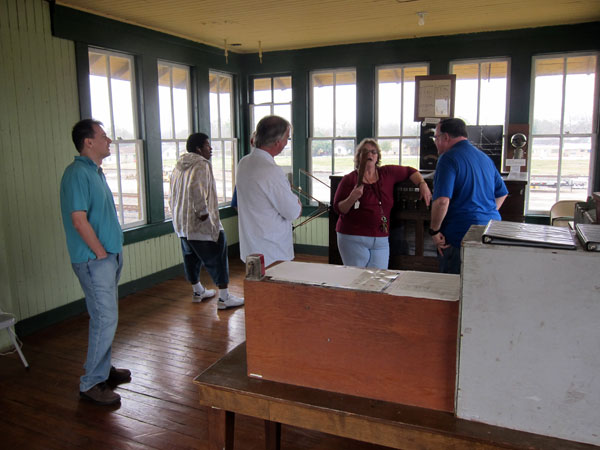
265 261 398 292
265 262 458 300
435 99 449 116
505 159 526 167
506 171 528 181
385 271 460 301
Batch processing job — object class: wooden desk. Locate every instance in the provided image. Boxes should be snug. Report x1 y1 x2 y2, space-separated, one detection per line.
194 343 595 450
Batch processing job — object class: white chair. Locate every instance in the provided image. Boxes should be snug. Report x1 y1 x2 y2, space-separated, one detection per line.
550 200 578 227
0 312 29 368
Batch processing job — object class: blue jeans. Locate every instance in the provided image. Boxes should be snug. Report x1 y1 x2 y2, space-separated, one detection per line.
72 252 123 392
337 233 390 269
180 231 229 287
439 245 461 274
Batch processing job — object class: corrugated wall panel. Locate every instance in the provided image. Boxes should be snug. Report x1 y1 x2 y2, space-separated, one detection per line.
0 0 20 317
292 216 328 247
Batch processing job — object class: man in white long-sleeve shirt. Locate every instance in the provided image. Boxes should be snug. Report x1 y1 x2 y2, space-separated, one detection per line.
236 116 302 267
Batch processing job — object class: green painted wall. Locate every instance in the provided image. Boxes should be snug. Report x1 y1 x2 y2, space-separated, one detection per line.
293 217 329 247
1 0 79 348
0 0 242 348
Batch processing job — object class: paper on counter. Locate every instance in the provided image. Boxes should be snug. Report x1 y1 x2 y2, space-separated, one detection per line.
265 261 397 292
265 262 459 299
385 271 460 301
349 268 399 291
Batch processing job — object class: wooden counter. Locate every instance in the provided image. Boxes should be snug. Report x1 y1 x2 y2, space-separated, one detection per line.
244 262 459 412
194 343 598 450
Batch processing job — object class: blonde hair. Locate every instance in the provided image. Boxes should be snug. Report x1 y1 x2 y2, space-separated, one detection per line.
354 138 382 169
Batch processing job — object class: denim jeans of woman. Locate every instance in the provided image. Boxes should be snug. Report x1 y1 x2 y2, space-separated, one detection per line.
337 233 389 269
72 252 123 392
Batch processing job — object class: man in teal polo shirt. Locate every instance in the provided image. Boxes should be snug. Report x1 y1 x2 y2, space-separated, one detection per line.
60 119 131 405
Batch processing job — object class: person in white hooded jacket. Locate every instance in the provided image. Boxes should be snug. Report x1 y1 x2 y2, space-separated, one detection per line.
169 133 244 310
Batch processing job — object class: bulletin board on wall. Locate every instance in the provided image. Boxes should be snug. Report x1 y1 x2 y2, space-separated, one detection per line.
414 75 456 122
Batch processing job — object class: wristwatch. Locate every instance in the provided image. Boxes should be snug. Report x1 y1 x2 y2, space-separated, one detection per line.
428 227 441 236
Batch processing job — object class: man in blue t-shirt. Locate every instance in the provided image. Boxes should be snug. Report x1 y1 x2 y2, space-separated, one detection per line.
429 118 508 274
60 119 130 406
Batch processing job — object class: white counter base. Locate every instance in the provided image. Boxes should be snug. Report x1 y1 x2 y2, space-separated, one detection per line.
457 225 600 446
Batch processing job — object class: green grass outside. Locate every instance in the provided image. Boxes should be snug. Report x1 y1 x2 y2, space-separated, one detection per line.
530 158 590 176
163 154 590 179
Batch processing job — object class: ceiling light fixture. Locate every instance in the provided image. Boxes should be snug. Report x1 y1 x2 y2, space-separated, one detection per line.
417 12 426 26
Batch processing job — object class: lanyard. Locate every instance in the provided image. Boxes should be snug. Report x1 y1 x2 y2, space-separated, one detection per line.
371 172 388 234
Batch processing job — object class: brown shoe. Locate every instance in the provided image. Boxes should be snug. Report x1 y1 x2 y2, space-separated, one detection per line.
108 366 131 385
80 382 121 405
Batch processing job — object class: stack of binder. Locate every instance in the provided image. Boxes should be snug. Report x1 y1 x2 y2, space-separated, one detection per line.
481 220 576 250
575 223 600 252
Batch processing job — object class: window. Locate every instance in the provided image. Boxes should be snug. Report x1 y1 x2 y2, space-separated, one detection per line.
528 53 597 213
209 71 237 204
310 69 356 202
251 76 293 169
376 64 429 169
450 59 509 127
88 49 145 228
157 61 192 218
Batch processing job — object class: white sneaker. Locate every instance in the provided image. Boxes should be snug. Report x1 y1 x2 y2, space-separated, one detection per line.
192 288 216 303
218 293 244 310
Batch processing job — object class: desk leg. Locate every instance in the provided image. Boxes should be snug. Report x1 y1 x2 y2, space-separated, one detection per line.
207 407 235 450
264 420 281 450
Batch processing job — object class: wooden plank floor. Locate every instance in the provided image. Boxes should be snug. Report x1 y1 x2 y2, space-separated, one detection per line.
0 254 389 450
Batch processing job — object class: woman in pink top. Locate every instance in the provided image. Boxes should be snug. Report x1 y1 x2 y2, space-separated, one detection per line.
333 138 432 268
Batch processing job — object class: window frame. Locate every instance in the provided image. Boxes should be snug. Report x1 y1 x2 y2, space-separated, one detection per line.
88 47 146 229
157 60 193 219
309 68 358 202
375 63 430 168
526 51 599 215
449 57 511 127
249 75 293 170
450 57 511 171
209 70 238 205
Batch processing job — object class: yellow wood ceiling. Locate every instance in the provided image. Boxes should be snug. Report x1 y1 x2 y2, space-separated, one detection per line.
56 0 600 53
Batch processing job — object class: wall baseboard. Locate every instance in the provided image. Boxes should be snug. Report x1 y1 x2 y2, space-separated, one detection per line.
294 244 328 256
15 242 328 337
15 264 184 337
